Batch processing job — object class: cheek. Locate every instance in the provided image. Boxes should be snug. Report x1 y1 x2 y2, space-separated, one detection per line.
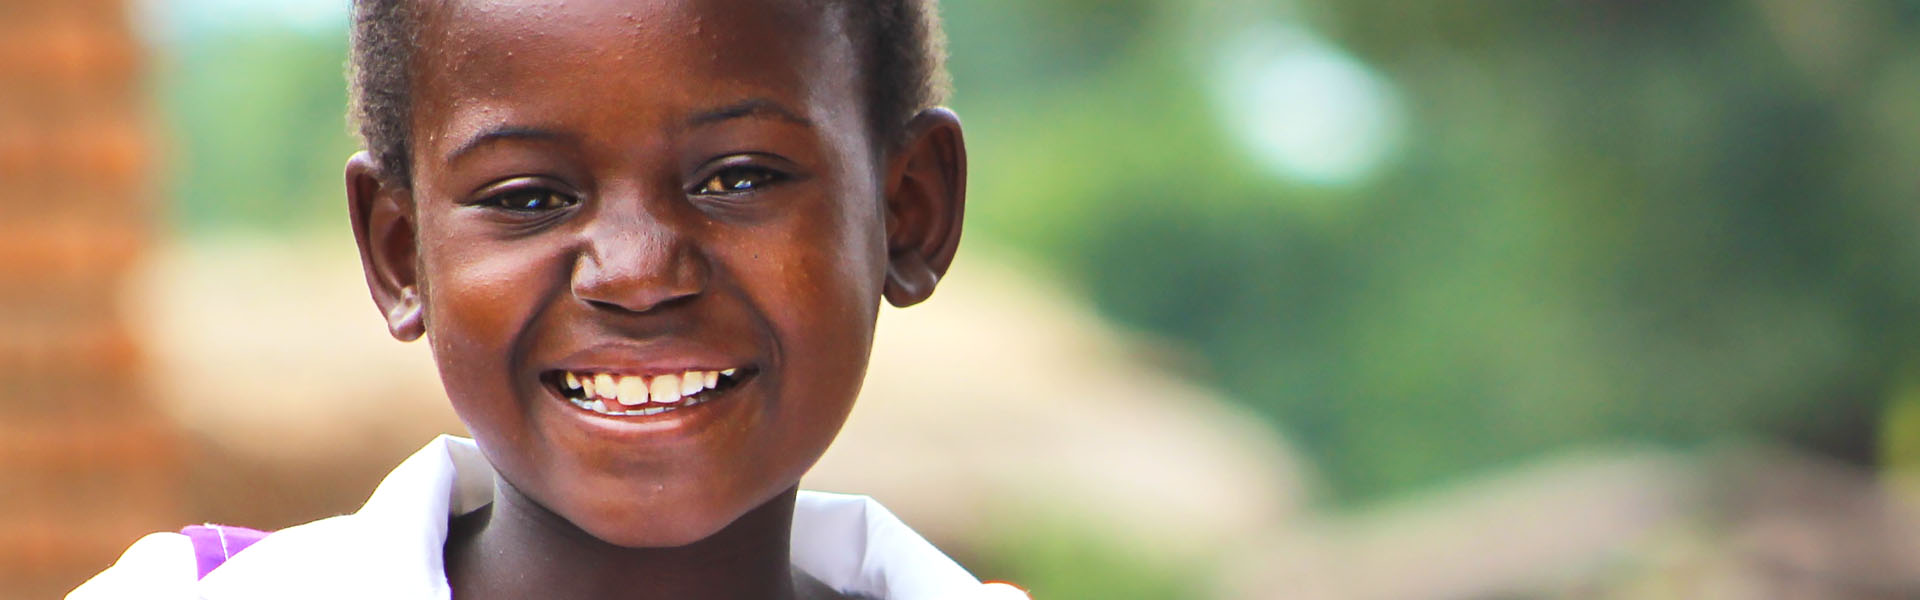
764 191 887 422
420 234 564 413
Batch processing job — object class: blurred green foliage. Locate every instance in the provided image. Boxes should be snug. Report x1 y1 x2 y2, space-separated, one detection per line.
948 0 1920 505
159 0 1920 513
971 516 1196 600
159 30 357 230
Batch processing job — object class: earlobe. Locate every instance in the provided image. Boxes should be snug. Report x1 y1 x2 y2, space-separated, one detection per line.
882 108 967 308
345 151 425 342
387 286 425 341
883 252 938 308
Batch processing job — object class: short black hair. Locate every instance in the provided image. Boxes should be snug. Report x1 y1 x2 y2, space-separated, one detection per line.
347 0 951 184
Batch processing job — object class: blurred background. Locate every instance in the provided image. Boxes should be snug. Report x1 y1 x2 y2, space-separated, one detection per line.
7 0 1920 597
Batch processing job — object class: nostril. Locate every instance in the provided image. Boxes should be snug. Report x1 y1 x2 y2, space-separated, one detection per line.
581 291 697 314
568 229 709 313
583 298 628 313
569 258 706 313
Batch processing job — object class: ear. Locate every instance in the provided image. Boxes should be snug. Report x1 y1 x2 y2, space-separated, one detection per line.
881 108 967 308
346 152 425 341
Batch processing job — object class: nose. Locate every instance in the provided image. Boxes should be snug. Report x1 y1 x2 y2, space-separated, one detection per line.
571 212 707 314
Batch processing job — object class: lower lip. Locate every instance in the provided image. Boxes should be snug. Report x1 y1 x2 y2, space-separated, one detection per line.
542 373 753 437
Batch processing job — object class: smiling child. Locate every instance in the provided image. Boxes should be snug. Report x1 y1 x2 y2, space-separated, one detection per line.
71 0 1027 598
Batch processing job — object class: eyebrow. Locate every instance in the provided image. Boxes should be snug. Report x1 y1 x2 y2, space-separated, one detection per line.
446 126 575 164
443 99 811 163
688 98 813 129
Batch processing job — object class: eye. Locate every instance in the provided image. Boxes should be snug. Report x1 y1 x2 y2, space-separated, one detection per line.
693 166 785 196
479 187 578 212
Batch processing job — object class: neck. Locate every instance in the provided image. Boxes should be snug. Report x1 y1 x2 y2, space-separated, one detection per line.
445 480 802 600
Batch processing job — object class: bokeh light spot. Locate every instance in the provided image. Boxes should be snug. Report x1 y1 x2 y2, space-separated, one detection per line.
1213 25 1405 187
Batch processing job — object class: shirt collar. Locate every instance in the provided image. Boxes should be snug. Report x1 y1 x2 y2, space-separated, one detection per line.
198 435 985 600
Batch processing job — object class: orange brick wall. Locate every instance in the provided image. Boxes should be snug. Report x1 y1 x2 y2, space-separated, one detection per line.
0 0 185 596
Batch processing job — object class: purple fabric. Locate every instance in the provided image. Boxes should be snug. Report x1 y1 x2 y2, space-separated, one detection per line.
180 524 271 579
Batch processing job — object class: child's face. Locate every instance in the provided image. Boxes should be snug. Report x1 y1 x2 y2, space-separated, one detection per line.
347 0 963 547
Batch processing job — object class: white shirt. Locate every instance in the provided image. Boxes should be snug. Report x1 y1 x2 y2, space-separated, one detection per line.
70 435 1027 600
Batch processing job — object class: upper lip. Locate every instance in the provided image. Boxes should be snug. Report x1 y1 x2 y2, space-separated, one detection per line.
547 342 751 377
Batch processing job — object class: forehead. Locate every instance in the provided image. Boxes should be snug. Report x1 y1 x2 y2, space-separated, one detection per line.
408 0 862 150
417 0 846 68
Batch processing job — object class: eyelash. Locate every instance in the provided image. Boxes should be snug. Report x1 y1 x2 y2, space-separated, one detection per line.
692 165 786 196
470 164 786 213
477 187 579 212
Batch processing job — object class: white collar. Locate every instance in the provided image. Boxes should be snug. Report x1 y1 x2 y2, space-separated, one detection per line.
194 435 1002 600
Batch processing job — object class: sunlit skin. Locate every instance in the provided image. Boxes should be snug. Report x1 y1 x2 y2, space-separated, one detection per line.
342 0 967 598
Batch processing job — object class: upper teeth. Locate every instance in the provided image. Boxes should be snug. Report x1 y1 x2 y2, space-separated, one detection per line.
561 369 733 407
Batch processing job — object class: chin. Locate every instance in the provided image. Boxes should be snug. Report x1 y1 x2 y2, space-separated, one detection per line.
589 514 728 549
569 486 766 549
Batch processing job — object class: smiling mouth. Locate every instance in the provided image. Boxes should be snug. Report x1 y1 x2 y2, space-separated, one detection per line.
542 368 752 417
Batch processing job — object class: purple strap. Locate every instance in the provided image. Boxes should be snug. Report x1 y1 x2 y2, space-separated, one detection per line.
180 524 271 579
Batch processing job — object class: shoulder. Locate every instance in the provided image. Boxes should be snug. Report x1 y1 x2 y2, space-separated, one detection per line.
792 492 1032 600
66 532 197 600
68 436 483 599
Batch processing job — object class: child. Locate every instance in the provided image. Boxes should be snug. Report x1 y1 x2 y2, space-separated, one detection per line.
71 0 1026 597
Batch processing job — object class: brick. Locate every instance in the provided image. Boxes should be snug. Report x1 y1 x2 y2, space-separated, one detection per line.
0 375 143 419
0 321 142 378
0 2 182 596
0 218 147 280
